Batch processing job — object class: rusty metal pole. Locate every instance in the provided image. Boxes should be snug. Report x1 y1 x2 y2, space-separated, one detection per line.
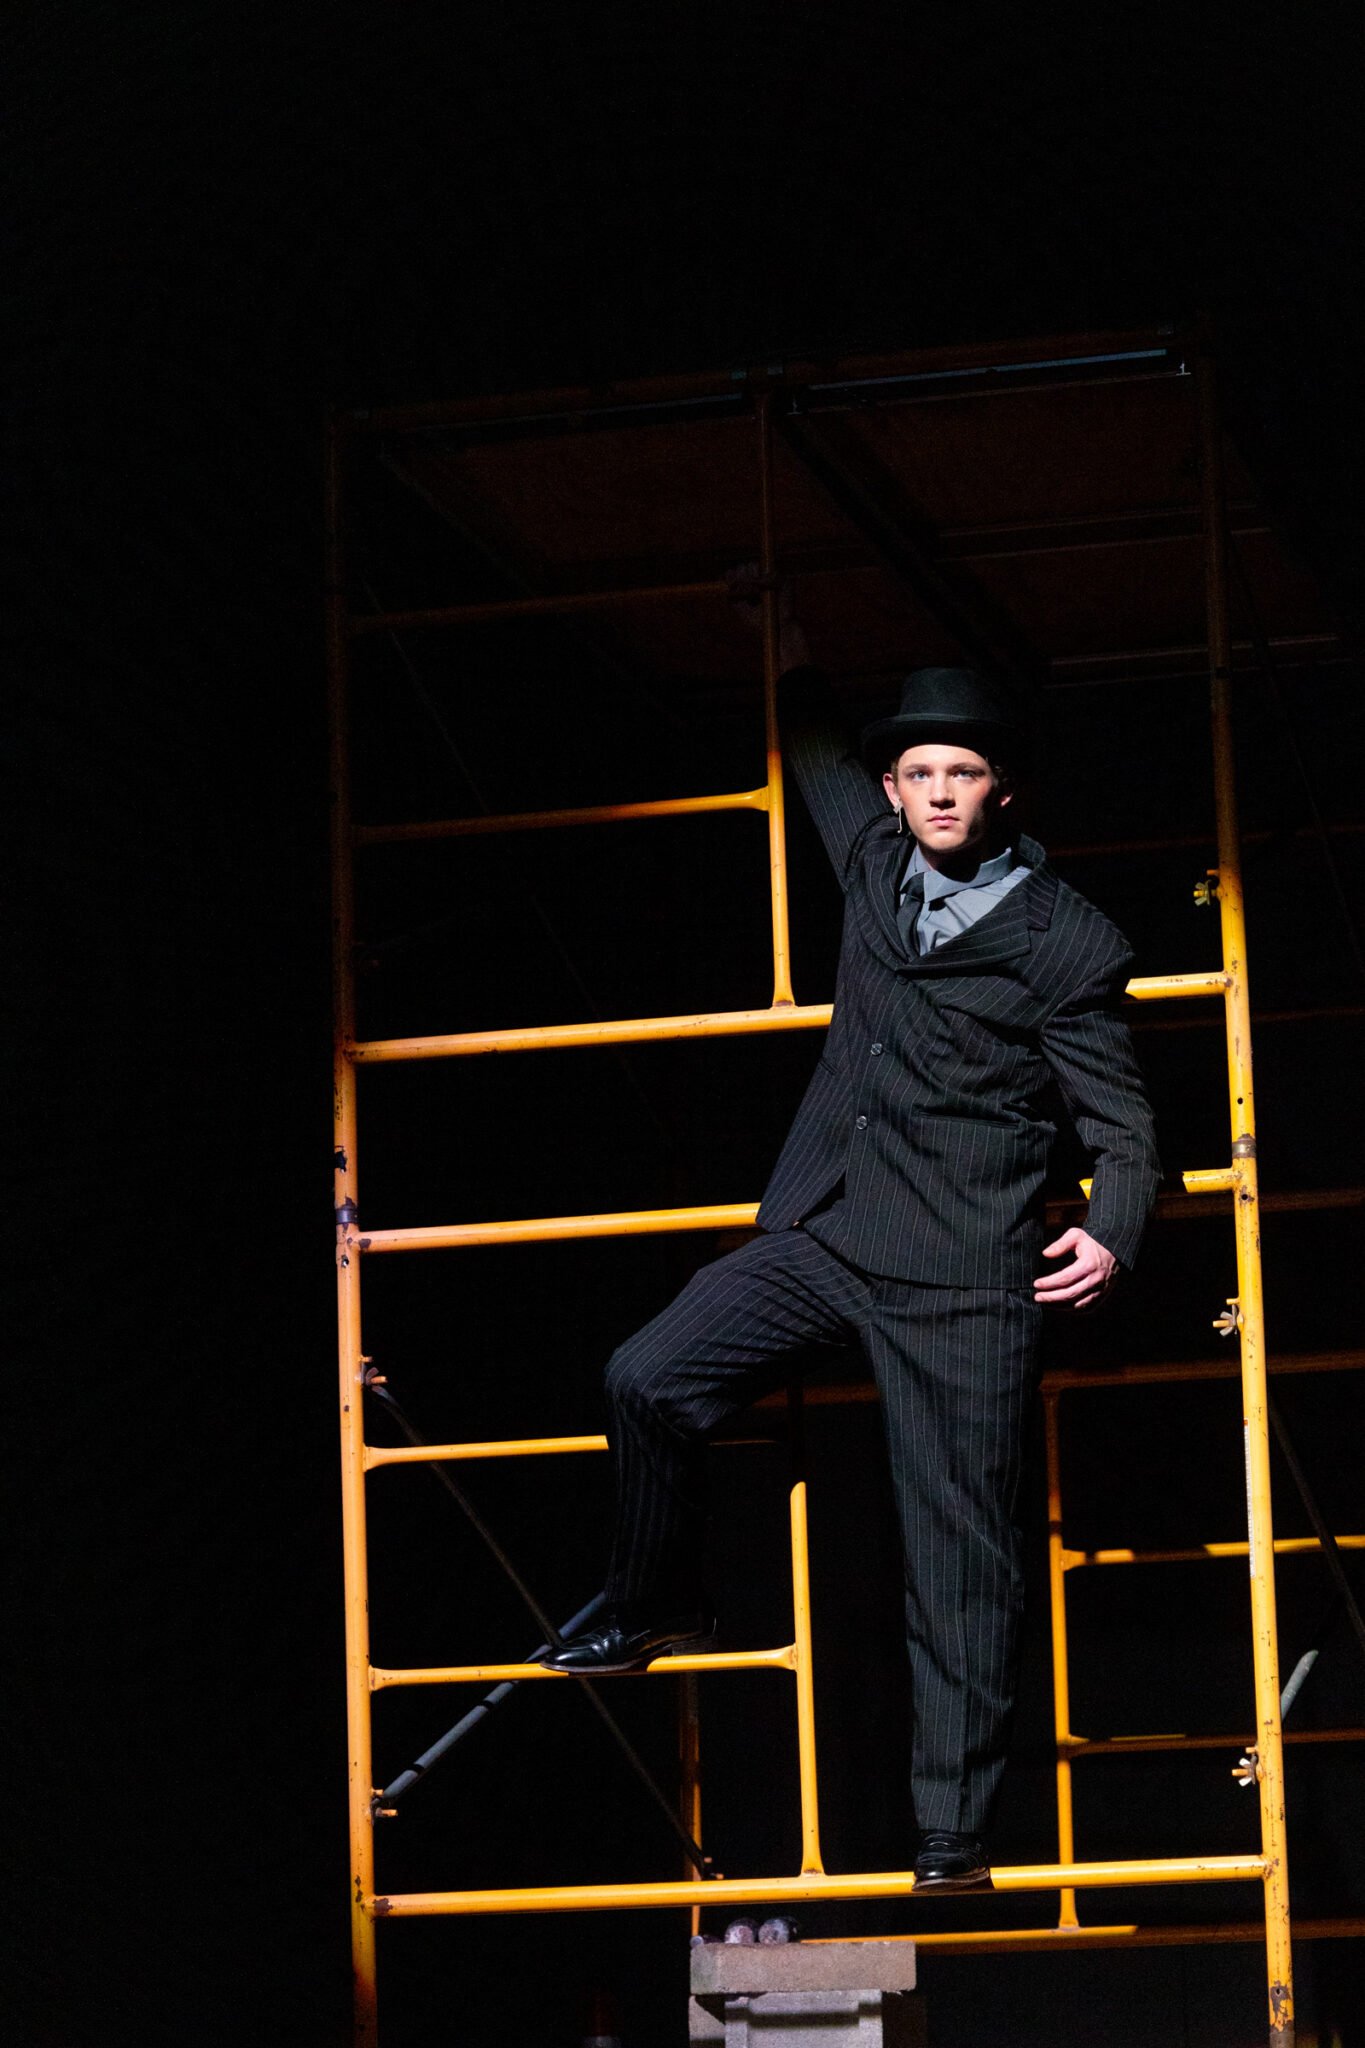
327 410 379 2046
756 389 795 1007
1196 341 1294 2048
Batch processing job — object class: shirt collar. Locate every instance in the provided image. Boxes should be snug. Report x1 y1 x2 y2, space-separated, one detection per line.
906 840 1017 905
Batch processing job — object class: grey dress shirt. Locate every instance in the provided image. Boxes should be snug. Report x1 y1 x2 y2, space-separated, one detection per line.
896 840 1029 955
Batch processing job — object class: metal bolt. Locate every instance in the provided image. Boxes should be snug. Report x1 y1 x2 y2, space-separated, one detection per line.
1232 1749 1260 1788
1193 870 1221 909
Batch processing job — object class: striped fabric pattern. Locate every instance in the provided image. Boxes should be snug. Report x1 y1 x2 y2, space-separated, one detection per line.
592 666 1159 1837
758 668 1161 1282
603 1223 1042 1832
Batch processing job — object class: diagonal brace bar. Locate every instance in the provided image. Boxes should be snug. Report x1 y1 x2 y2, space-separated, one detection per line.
1267 1394 1365 1673
378 1591 608 1807
363 1379 714 1876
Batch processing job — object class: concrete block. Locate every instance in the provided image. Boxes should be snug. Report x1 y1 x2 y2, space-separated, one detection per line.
691 1940 917 1995
689 1943 924 2046
688 1988 926 2046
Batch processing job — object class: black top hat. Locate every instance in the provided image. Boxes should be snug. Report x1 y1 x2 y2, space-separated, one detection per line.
860 667 1027 772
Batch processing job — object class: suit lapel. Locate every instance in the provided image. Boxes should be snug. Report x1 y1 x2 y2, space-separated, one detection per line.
855 831 1058 978
901 891 1035 976
851 821 916 971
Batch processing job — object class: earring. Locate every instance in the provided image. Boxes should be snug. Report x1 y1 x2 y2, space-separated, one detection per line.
893 801 905 836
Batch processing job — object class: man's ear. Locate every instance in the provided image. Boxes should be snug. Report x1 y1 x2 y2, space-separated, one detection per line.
882 769 898 804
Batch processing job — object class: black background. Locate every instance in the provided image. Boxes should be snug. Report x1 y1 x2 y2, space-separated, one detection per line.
7 6 1363 2044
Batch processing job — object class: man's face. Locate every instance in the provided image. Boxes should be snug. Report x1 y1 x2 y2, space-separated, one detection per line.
883 743 1010 866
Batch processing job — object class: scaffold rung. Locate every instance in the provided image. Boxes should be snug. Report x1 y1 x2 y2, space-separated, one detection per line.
370 1645 798 1688
372 1854 1269 1918
355 786 771 845
351 1005 832 1062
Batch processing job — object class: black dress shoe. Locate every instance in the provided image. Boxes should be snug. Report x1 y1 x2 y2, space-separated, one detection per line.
536 1610 713 1675
912 1830 993 1893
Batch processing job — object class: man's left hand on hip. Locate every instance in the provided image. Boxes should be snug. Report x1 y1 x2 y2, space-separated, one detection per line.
1034 1228 1118 1311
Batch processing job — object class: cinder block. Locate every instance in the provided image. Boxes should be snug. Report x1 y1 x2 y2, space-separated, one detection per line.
689 1943 924 2045
688 1987 926 2046
691 1940 917 1995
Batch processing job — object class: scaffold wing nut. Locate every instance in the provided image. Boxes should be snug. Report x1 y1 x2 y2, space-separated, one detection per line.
1232 1749 1260 1787
1212 1298 1245 1337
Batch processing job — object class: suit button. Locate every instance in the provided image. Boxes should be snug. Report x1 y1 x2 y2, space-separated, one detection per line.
870 1042 883 1055
855 1114 868 1130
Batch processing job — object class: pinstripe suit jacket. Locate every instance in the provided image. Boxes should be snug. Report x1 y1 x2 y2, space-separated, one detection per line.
756 670 1160 1286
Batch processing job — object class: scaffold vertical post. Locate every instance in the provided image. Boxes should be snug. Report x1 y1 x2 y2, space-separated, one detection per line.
756 388 795 1007
327 410 379 2046
679 1674 705 1936
1043 1392 1080 1930
786 1385 824 1874
1196 342 1294 2048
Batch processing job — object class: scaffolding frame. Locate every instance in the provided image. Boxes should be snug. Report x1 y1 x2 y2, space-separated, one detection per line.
327 329 1355 2047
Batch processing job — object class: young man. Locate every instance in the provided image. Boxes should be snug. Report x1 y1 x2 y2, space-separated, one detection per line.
541 591 1159 1892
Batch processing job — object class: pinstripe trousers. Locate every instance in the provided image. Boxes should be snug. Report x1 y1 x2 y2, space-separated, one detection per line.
603 1214 1043 1834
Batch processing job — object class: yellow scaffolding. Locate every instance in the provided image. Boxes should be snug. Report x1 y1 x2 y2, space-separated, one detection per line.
327 331 1355 2047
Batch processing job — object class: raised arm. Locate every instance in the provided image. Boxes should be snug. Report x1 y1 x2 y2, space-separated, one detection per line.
726 566 885 885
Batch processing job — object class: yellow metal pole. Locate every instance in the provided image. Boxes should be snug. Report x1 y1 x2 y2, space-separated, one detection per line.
365 1432 609 1469
788 1477 825 1874
679 1673 705 1936
327 410 378 2047
371 1645 797 1688
375 1853 1267 1917
1043 1393 1079 1929
351 1002 833 1063
1124 971 1230 1002
756 389 795 1007
1197 341 1293 2048
1065 1536 1365 1568
356 786 770 843
358 1201 760 1252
